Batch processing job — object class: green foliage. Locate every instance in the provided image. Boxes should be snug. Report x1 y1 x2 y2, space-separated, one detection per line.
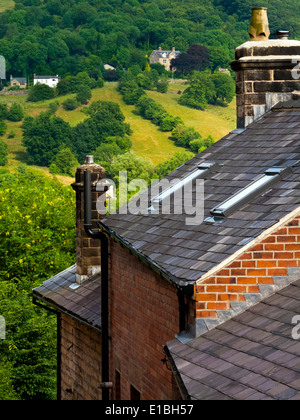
154 151 195 179
76 85 92 105
62 98 79 111
0 139 8 165
179 70 235 110
27 83 55 102
71 101 131 163
50 147 79 176
22 113 72 166
110 151 155 185
0 168 76 400
211 72 235 104
0 0 299 80
0 104 8 121
7 103 24 122
0 121 7 137
171 124 201 148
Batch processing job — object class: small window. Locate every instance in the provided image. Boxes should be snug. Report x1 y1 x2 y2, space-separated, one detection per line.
210 166 290 219
151 161 218 206
115 370 121 400
130 385 140 400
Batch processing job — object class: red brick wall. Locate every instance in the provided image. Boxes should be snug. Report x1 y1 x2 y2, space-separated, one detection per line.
109 241 181 400
195 215 300 319
60 314 102 400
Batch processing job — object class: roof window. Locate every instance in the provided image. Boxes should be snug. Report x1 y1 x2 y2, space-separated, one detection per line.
151 162 218 205
210 166 290 219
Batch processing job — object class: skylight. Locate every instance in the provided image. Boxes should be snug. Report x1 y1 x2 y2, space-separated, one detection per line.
210 166 290 218
151 162 218 205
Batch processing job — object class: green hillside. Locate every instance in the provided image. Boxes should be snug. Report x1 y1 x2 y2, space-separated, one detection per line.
0 0 299 80
0 82 236 176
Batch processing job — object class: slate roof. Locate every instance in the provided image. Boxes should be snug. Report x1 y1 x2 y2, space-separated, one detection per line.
165 278 300 400
101 103 300 287
32 265 101 330
152 49 180 58
10 77 26 84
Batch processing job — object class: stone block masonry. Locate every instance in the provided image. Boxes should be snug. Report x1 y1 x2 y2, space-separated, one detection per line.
231 39 300 128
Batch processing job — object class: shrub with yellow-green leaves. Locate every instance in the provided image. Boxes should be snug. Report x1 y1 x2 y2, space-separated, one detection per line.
0 167 76 400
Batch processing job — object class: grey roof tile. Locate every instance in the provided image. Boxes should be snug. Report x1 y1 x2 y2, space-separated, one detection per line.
166 278 300 400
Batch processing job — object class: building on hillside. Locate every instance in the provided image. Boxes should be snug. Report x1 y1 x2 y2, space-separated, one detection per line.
149 47 180 71
33 74 60 88
33 8 300 400
10 75 27 89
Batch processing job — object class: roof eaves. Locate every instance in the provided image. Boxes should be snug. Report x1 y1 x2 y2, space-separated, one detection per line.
98 221 194 294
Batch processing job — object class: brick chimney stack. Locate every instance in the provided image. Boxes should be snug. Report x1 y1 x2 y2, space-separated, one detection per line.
72 156 107 285
231 7 300 129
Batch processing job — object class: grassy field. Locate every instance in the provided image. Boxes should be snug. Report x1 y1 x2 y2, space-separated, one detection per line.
0 81 236 184
148 84 236 142
0 0 14 12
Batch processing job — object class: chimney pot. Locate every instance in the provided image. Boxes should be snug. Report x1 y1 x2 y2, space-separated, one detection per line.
249 7 270 41
276 30 290 40
85 155 94 164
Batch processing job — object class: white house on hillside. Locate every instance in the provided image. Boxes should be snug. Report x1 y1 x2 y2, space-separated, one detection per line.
33 74 60 88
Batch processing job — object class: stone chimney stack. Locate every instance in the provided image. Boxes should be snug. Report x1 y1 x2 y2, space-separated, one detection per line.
72 156 107 285
231 7 300 129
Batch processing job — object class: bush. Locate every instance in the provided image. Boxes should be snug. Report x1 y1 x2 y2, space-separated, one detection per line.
51 148 79 176
0 139 8 165
0 121 7 136
7 103 24 122
27 83 55 102
0 104 8 120
156 79 169 93
76 85 92 104
62 98 79 111
171 124 201 148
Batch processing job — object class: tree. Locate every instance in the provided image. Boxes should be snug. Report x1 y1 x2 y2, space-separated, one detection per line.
76 85 92 105
7 103 24 122
154 151 195 179
50 147 79 176
211 73 235 105
179 82 208 110
71 101 130 163
62 98 79 111
171 44 210 76
0 168 75 400
0 139 8 165
110 151 155 185
27 83 55 102
0 104 8 120
171 124 201 148
0 121 7 137
22 113 71 166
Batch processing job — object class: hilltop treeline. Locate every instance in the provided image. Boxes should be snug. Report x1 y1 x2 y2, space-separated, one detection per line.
0 0 299 79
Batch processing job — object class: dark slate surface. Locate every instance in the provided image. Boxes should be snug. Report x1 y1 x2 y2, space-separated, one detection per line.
166 279 300 400
102 106 300 286
32 265 101 329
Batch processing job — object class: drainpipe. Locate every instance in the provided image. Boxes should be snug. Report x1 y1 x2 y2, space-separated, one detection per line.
84 169 110 401
177 289 186 332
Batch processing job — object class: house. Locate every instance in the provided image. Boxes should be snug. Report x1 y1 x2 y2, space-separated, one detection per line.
149 47 180 71
33 74 60 88
10 75 27 89
32 9 300 400
104 64 116 71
